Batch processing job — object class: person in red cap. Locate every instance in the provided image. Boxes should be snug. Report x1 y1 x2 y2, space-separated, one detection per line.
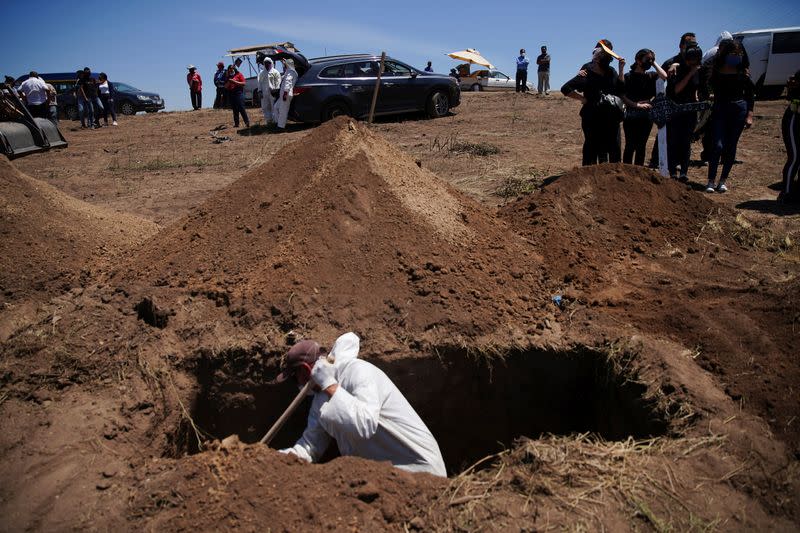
272 332 447 477
187 65 202 110
213 61 227 109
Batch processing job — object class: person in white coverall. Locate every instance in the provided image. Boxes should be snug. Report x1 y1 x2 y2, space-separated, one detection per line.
272 332 447 477
258 57 281 124
273 58 298 131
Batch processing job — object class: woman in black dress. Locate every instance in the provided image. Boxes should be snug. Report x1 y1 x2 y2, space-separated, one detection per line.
620 49 667 165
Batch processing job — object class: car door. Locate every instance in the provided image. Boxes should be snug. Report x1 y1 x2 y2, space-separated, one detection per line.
342 60 383 118
380 60 423 112
738 33 771 86
767 30 800 86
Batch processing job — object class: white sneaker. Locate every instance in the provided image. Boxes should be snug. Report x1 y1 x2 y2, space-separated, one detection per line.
705 181 716 193
112 121 118 126
717 182 728 193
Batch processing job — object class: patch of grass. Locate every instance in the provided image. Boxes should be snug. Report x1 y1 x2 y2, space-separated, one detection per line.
449 141 500 157
494 167 551 198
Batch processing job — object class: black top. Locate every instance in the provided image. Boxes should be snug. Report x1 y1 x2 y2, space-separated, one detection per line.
561 62 623 106
624 71 657 102
666 63 700 104
537 53 550 72
661 54 682 71
78 77 97 98
710 71 755 111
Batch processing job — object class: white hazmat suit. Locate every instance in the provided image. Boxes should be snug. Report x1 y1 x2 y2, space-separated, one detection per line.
280 332 447 477
257 58 281 123
273 60 298 129
702 31 733 66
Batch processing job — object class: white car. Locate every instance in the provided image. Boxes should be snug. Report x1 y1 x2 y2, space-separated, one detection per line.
460 69 534 92
733 27 800 99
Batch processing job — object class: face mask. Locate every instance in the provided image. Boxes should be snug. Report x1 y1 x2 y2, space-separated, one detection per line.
642 60 653 70
726 55 743 67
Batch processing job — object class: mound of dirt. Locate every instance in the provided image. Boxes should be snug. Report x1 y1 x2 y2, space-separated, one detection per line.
115 117 549 348
501 163 722 288
0 157 158 303
130 442 444 531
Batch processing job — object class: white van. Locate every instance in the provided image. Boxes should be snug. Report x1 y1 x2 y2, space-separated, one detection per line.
733 27 800 99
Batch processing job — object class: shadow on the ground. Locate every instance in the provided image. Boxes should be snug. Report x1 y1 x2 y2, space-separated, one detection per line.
737 199 800 215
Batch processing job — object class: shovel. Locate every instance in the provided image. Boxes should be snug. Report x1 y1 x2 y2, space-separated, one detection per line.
259 350 336 446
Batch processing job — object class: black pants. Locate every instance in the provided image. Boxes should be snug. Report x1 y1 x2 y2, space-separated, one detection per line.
27 102 48 118
214 87 227 109
230 91 249 127
581 111 621 165
515 70 528 92
99 94 117 123
707 100 747 184
667 112 697 176
623 116 653 165
190 90 202 110
782 106 800 200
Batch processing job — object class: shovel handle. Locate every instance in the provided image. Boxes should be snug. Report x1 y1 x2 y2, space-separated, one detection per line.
260 380 313 446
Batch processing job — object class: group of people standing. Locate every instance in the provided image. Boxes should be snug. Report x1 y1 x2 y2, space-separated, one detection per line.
515 46 551 95
187 58 297 132
561 32 755 194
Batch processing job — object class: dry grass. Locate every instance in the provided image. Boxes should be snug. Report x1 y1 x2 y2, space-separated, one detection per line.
431 433 728 532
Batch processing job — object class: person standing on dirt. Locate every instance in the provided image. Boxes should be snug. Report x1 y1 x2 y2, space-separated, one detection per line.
44 82 58 123
273 58 298 132
258 57 280 124
620 49 668 165
18 72 48 119
779 70 800 204
187 65 202 110
536 46 551 95
424 61 434 73
225 64 250 129
665 46 703 181
515 49 530 93
703 40 754 193
78 68 104 128
272 333 447 477
561 40 625 165
213 62 227 109
97 73 118 127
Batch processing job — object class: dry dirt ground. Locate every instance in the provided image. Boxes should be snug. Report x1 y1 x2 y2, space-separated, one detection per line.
1 93 798 532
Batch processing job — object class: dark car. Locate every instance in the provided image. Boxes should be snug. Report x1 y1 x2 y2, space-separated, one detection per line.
15 73 165 120
261 49 460 123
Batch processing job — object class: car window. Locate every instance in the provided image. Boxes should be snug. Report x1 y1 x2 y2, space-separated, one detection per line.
320 65 346 78
383 61 413 77
772 31 800 54
346 61 379 78
113 82 140 92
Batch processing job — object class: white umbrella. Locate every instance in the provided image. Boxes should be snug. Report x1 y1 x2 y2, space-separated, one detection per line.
446 48 495 69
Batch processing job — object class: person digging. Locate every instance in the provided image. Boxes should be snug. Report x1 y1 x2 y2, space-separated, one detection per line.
268 332 447 477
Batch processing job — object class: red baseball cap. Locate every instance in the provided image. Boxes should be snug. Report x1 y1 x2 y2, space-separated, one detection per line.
271 340 325 384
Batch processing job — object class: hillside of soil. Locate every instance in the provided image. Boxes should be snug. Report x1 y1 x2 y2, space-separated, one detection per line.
0 157 158 304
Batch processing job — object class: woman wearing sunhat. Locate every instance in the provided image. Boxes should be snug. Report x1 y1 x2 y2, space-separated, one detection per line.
186 65 202 110
561 39 626 165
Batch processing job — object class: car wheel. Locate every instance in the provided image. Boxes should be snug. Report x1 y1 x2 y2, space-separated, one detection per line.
321 101 351 122
426 91 449 119
65 105 79 121
120 101 136 116
471 84 482 92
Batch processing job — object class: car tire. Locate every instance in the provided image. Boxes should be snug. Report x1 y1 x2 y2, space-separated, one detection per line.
426 91 450 119
471 84 482 92
65 105 79 121
321 101 351 122
120 100 136 116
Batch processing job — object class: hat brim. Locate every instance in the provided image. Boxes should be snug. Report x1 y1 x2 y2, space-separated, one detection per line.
598 41 621 60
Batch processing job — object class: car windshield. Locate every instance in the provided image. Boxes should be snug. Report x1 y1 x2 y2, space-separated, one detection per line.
113 82 140 92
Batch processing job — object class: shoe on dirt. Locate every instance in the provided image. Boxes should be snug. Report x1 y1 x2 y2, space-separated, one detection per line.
705 181 716 193
112 121 118 126
717 183 728 193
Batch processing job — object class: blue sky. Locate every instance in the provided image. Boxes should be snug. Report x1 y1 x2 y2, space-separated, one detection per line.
2 0 798 111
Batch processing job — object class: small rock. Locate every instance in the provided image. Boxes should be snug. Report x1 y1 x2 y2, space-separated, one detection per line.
409 517 426 530
96 482 112 491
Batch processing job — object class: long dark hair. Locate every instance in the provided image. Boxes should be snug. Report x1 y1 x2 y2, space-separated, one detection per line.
714 40 745 71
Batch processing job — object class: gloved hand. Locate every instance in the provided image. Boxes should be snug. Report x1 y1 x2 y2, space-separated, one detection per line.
311 358 337 390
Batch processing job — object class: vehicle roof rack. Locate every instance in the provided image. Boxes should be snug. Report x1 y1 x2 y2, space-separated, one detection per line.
308 54 376 62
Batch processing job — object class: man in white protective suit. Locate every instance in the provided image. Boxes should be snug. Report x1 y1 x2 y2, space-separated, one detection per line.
271 332 447 477
273 58 298 131
257 57 281 124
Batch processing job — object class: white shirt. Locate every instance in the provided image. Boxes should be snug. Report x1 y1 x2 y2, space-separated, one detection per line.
98 81 110 95
18 76 48 105
281 333 447 477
